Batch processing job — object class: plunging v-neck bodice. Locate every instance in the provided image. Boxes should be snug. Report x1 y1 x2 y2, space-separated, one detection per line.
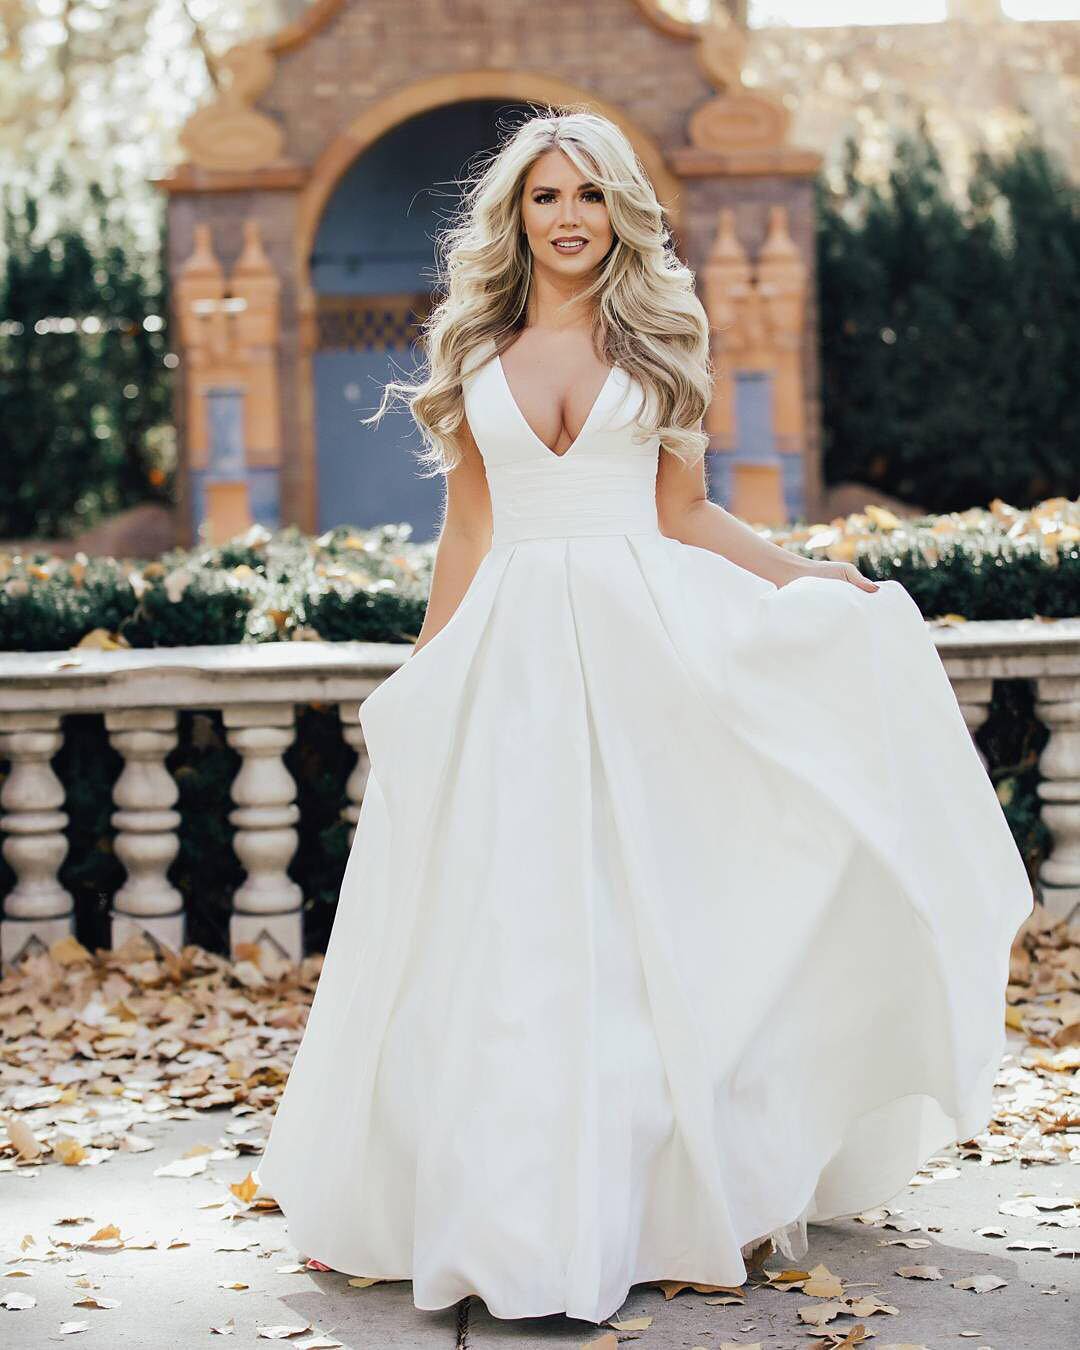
462 345 661 546
493 352 618 460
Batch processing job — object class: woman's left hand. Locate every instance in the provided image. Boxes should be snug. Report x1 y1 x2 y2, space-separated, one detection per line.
793 558 880 592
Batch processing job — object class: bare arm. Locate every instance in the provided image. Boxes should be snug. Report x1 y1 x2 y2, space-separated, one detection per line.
410 418 493 656
654 443 878 592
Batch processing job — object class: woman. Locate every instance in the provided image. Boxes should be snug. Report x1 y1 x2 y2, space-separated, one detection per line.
254 108 1033 1326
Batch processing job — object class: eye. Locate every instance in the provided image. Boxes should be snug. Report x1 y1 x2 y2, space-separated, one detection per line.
531 189 606 204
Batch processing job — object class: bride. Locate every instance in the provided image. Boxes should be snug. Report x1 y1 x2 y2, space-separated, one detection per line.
254 107 1034 1326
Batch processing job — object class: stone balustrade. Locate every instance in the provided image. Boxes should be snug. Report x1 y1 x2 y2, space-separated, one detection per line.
0 643 406 966
1 618 1078 968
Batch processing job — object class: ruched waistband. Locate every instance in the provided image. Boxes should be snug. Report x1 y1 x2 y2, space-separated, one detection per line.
487 455 660 545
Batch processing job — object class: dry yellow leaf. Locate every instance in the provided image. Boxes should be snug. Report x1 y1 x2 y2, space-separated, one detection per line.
49 936 93 966
229 1171 259 1205
608 1315 652 1330
803 1263 845 1298
52 1136 87 1166
799 1300 846 1326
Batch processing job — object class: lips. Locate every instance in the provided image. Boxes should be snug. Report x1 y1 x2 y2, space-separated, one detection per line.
552 237 588 251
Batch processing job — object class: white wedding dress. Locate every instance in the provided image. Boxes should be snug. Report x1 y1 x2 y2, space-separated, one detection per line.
254 340 1033 1324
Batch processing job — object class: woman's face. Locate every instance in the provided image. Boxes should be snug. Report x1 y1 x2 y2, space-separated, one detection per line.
520 148 614 277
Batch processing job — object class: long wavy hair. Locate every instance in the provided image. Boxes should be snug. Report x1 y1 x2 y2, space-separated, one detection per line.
360 105 713 476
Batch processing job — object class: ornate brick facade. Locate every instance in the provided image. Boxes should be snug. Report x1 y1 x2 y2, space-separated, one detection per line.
159 1 823 538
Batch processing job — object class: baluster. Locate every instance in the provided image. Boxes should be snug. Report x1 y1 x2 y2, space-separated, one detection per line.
950 676 994 772
105 709 183 953
1034 676 1080 922
338 701 370 845
223 703 302 961
0 712 73 965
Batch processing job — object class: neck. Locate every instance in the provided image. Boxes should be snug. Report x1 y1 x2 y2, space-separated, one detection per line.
524 264 597 332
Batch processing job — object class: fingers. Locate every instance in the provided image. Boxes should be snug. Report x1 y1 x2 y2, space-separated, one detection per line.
849 568 880 592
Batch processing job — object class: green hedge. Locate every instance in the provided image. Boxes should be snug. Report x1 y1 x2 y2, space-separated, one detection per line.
0 523 433 652
2 496 1080 652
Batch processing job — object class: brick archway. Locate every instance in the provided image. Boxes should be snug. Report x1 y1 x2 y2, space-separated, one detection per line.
293 69 685 293
292 71 686 530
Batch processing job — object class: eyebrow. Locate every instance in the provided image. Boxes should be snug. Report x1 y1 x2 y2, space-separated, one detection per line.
530 182 599 192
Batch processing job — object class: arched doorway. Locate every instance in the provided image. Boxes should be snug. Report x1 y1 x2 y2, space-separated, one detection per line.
311 100 533 539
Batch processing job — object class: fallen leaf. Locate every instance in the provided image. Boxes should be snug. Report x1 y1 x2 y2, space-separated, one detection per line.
52 1136 87 1166
998 1200 1040 1219
881 1216 922 1233
2 1116 43 1160
609 1316 653 1330
0 1290 36 1309
803 1263 845 1298
844 1295 899 1316
653 1278 744 1299
218 1281 249 1291
50 936 93 965
257 1326 311 1341
229 1171 259 1204
896 1265 943 1280
72 1294 120 1309
799 1301 846 1326
59 1322 90 1335
210 1317 236 1335
153 1154 209 1178
952 1274 1007 1292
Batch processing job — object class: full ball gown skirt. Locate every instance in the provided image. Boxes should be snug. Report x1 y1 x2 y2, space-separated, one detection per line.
254 343 1034 1324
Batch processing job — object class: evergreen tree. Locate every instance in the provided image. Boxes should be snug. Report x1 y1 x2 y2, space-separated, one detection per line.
0 173 173 539
818 130 1080 513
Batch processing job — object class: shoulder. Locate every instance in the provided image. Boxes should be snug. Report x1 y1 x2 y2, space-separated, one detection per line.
460 335 498 386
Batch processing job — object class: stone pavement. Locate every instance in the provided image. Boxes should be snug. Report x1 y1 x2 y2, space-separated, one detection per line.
2 1042 1077 1350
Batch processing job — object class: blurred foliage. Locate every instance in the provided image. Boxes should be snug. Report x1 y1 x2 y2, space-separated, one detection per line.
818 129 1080 514
0 522 433 651
0 173 174 539
763 493 1080 621
6 497 1080 653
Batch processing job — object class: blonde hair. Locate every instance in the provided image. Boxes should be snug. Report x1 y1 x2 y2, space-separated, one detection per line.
360 105 713 475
